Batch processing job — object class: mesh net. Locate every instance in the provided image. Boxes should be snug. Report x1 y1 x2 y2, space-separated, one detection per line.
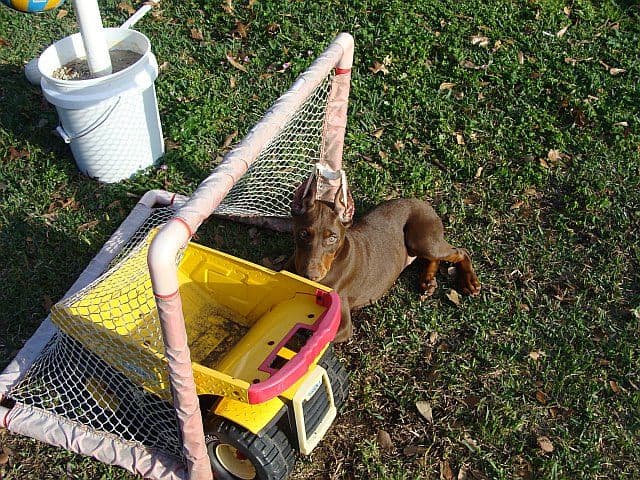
215 73 333 218
8 208 184 461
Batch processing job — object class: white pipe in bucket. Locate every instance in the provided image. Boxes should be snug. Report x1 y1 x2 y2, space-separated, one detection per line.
71 0 112 77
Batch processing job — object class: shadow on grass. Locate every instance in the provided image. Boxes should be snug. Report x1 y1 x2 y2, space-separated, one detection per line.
0 64 75 164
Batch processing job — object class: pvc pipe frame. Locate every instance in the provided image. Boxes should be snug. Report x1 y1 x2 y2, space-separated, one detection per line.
72 0 112 77
147 33 354 480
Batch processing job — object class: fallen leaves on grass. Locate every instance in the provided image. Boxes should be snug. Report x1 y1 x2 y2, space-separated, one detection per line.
599 60 626 75
537 436 554 453
56 8 68 19
222 130 238 149
403 445 427 456
454 132 465 145
416 401 433 423
42 295 54 312
556 25 570 38
471 35 490 47
439 82 456 91
610 380 622 394
0 37 9 47
221 0 234 14
5 146 30 162
233 21 249 39
518 51 525 64
446 289 461 306
369 61 389 75
440 460 454 480
226 53 247 72
535 390 548 404
372 127 384 138
77 220 100 232
0 447 10 465
376 429 394 450
529 350 546 361
191 28 204 41
117 2 136 15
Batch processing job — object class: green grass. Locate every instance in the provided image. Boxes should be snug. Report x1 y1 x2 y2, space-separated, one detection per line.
1 0 639 478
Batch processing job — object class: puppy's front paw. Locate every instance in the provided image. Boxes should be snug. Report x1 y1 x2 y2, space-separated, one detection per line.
419 277 438 297
458 270 481 296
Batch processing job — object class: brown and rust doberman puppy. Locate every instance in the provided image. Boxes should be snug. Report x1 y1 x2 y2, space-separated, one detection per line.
288 179 481 342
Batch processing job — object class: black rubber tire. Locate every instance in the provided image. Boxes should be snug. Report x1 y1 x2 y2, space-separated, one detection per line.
318 345 350 410
205 416 296 480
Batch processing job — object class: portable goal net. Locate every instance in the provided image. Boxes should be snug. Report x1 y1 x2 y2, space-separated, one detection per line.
0 33 353 480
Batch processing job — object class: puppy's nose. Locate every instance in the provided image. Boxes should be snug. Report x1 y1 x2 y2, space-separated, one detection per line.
306 265 326 282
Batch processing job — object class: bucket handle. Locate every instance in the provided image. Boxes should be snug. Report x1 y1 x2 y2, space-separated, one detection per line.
56 96 121 144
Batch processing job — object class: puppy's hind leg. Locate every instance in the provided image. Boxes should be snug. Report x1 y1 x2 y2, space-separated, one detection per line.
404 204 481 296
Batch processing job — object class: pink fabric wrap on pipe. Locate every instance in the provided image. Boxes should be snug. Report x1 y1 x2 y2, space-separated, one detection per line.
155 291 212 480
318 71 351 204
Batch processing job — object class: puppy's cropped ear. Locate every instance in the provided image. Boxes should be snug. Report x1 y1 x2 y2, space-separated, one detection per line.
334 185 354 226
291 174 317 216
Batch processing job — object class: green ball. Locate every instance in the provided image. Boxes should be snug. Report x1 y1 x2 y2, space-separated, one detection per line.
1 0 64 13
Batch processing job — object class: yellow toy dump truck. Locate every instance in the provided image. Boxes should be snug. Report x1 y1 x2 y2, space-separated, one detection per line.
51 231 349 480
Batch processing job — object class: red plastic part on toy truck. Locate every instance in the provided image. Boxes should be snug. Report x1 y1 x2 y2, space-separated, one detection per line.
247 290 341 404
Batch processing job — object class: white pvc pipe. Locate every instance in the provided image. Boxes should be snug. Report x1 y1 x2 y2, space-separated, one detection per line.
121 4 153 29
72 0 112 77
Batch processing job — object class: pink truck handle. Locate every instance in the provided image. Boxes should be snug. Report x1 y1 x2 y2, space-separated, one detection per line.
247 290 341 404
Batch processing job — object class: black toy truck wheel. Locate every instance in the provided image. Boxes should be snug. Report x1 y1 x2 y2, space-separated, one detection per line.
318 345 350 410
205 417 296 480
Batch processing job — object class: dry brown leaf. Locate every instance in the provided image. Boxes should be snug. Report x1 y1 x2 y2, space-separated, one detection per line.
455 132 465 145
598 358 610 366
446 289 461 306
474 166 484 178
42 294 54 311
556 24 570 38
9 146 29 161
56 9 68 19
511 200 524 210
614 121 629 127
0 451 8 466
610 380 622 394
393 140 404 151
537 436 554 453
190 28 204 41
416 401 433 423
377 429 394 450
379 151 389 160
221 0 234 14
439 82 456 91
518 51 525 65
535 390 548 404
460 59 477 69
403 445 427 456
563 6 571 16
440 460 454 480
471 35 490 47
547 149 562 163
429 331 439 345
609 67 626 76
159 61 170 71
117 2 136 14
222 130 238 148
529 350 545 361
0 37 9 47
234 21 249 39
371 128 384 138
77 219 99 232
226 53 248 72
463 433 479 452
369 61 389 75
539 158 549 169
458 465 469 480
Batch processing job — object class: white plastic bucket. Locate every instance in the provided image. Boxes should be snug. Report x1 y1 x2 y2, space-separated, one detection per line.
38 28 164 183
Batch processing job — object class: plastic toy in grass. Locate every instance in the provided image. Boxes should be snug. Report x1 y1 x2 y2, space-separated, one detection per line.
1 0 64 13
51 229 349 480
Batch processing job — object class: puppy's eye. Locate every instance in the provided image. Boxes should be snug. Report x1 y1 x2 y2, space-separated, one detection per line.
326 235 338 245
299 230 310 239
